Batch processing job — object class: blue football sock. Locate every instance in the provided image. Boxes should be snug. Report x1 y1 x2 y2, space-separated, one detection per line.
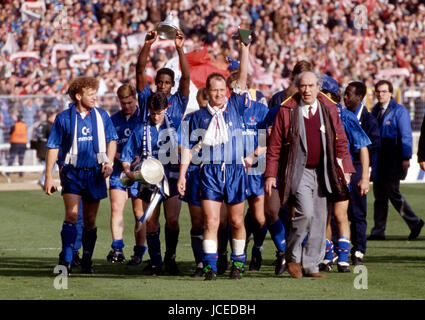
111 239 124 251
268 219 286 253
203 252 218 272
60 221 77 263
73 205 83 253
147 226 162 267
324 239 334 261
190 229 204 265
133 245 147 259
230 252 247 266
82 228 97 262
164 225 179 258
337 237 351 264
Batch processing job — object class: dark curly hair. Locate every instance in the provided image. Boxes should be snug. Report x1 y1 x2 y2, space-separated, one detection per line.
147 91 168 111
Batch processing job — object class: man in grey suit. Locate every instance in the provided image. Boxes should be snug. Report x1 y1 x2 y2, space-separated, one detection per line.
264 72 355 278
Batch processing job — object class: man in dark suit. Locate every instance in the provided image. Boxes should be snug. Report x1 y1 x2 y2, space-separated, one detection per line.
264 72 355 278
369 80 424 241
343 82 381 265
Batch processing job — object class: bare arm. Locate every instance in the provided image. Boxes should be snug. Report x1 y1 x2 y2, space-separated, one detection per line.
102 140 117 178
175 29 190 98
235 36 250 92
136 30 157 92
122 161 136 181
244 145 267 168
177 147 192 196
358 146 370 196
44 148 59 195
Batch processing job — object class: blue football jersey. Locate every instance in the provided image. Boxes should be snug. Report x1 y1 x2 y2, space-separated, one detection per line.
188 94 246 164
119 120 179 169
110 108 143 175
46 107 118 168
137 84 188 131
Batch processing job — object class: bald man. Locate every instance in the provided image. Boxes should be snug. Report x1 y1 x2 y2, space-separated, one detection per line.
264 72 354 278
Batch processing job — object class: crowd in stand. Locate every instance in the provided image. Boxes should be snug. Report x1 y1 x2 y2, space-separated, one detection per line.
1 0 425 141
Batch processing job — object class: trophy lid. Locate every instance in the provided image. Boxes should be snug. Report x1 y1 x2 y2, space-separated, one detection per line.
157 11 179 40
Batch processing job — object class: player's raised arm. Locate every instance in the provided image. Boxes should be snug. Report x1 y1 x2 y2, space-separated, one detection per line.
235 32 250 92
136 30 157 92
175 29 190 99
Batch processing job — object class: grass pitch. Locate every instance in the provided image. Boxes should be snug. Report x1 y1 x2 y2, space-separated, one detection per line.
0 184 424 300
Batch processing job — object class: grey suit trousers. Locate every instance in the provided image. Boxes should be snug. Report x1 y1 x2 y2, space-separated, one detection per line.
286 167 327 274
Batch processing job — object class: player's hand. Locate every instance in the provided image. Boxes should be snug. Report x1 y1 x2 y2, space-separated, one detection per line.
125 170 136 181
131 156 141 169
177 175 186 197
175 29 184 49
420 161 425 171
145 30 157 45
402 159 410 172
243 154 255 169
102 163 113 178
44 176 57 196
264 177 276 197
358 177 370 196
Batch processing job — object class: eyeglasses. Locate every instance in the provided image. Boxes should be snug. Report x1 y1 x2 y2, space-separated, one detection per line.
375 90 390 94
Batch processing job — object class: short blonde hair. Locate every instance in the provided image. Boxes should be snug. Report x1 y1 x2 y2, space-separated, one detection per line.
117 83 136 99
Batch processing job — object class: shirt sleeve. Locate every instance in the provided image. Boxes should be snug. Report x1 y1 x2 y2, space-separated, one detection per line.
397 105 413 160
137 83 152 121
102 111 118 142
119 125 142 163
342 109 371 151
265 107 285 178
46 115 65 149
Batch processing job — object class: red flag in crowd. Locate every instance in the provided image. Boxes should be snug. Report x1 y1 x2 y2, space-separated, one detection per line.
185 47 229 88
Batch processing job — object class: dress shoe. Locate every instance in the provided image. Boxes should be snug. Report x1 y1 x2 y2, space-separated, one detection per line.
351 251 364 266
367 234 385 241
287 262 302 278
408 219 424 240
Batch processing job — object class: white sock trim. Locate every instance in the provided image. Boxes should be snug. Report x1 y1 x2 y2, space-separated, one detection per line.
203 239 217 254
232 239 246 256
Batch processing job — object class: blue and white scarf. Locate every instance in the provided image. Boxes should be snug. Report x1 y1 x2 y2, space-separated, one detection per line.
141 112 178 160
64 103 109 166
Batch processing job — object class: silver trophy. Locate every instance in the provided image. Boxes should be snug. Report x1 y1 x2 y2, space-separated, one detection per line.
156 11 179 40
120 157 165 187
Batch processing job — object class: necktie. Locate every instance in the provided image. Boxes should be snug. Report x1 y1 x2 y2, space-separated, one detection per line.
378 107 385 122
308 106 313 119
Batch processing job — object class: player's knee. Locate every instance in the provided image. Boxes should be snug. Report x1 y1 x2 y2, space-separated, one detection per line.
166 216 179 231
146 220 160 233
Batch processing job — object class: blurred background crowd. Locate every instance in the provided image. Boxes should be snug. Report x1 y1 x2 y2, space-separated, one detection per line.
0 0 425 147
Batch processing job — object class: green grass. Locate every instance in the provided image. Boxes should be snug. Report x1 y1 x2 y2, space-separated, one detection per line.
0 184 424 300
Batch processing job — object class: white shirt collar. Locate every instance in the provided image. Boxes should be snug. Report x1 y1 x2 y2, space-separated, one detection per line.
300 99 318 119
381 101 390 110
